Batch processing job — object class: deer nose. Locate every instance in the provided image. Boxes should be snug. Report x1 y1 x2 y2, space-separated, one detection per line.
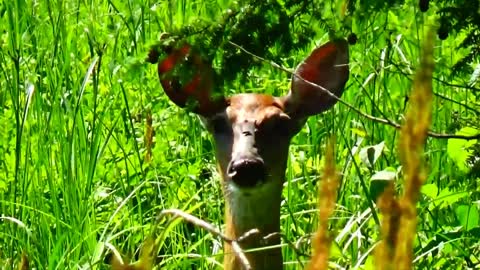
227 158 266 188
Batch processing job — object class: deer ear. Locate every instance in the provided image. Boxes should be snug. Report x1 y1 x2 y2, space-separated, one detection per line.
156 44 227 116
281 39 349 119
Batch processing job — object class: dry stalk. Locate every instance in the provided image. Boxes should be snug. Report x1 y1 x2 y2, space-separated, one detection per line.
18 252 29 270
307 138 340 270
110 209 256 270
160 209 256 270
375 184 401 269
144 109 153 163
374 29 434 270
110 238 156 270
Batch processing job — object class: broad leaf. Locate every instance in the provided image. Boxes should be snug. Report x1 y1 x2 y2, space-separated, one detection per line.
455 204 480 231
421 183 439 199
447 127 478 173
360 141 385 168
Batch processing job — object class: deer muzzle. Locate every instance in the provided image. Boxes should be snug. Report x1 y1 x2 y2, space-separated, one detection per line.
227 123 266 188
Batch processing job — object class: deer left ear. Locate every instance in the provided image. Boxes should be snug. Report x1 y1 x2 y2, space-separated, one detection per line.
281 39 349 119
157 44 227 116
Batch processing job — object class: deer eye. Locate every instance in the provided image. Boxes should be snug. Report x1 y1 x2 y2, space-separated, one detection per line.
210 117 231 134
258 113 291 136
272 116 291 135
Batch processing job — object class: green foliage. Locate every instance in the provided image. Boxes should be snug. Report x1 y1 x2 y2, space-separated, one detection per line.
150 0 339 89
435 0 480 76
0 0 479 269
455 204 479 231
447 127 479 173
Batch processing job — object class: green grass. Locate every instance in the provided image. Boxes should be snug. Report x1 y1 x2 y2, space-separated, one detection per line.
1 0 479 269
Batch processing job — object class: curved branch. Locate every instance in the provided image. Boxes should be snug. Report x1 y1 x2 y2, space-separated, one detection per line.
160 209 256 270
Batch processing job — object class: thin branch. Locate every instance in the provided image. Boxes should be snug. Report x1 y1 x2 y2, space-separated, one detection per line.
228 41 480 141
432 91 480 116
385 61 480 115
432 76 480 93
160 209 257 270
263 232 310 268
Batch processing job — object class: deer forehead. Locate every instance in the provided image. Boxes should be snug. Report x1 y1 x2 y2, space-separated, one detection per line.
226 93 285 125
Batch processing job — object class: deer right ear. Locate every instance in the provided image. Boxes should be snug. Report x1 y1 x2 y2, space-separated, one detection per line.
156 44 227 116
282 39 349 119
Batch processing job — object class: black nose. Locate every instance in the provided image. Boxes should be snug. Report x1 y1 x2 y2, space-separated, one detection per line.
227 158 266 187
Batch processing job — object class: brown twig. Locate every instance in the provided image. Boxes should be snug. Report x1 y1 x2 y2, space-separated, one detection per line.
160 209 257 270
263 232 310 268
228 41 480 141
379 61 480 115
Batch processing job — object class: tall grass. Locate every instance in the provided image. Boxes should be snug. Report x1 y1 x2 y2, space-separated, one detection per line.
1 0 478 269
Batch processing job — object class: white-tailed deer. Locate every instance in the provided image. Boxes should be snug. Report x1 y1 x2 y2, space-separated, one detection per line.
155 39 349 270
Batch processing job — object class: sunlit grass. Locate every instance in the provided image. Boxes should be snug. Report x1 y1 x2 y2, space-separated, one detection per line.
0 0 478 269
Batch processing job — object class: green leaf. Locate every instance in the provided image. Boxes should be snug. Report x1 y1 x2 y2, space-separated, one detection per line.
455 204 480 231
329 242 342 259
433 189 469 209
360 141 385 168
351 127 367 137
370 167 396 201
421 183 439 199
371 167 397 181
447 127 478 173
363 255 375 270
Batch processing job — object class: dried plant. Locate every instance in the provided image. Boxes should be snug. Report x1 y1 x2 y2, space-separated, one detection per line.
307 138 340 270
18 252 29 270
144 109 154 163
110 238 156 270
375 29 435 270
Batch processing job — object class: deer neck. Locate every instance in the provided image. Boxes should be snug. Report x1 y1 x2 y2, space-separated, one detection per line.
222 178 284 270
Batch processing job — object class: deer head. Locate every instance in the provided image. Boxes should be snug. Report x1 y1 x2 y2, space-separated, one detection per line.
155 40 349 270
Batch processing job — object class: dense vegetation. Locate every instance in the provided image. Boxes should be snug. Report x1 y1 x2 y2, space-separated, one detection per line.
1 0 479 269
